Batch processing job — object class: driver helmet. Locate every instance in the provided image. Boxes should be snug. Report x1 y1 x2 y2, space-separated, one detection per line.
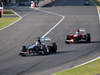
36 37 42 44
77 29 80 32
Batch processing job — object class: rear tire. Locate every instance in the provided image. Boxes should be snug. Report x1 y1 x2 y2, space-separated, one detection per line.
67 35 70 40
65 41 70 44
86 33 91 43
52 42 57 53
47 46 52 54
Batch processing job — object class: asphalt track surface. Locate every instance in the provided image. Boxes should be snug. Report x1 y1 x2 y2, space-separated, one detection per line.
0 0 100 75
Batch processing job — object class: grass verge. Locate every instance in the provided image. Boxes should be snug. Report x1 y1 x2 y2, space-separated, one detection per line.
0 9 19 29
0 17 19 29
54 58 100 75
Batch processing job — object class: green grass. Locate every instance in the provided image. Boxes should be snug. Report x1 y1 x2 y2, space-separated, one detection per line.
54 58 100 75
0 17 19 29
2 13 16 16
0 10 19 29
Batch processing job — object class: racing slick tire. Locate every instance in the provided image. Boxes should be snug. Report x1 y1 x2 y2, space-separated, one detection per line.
65 41 70 44
52 42 57 53
47 46 52 54
19 46 27 56
86 33 91 43
42 45 48 55
19 52 27 56
65 35 70 44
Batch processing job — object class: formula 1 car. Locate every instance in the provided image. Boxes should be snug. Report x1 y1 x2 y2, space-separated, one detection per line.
19 37 57 56
65 28 91 44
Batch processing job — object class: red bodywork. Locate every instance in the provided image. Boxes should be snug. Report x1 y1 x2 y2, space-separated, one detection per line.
66 33 86 43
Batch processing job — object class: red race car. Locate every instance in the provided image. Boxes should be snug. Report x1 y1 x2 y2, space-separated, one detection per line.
65 28 91 44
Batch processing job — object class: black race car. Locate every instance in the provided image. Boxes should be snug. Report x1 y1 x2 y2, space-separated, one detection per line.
65 28 91 44
19 37 57 56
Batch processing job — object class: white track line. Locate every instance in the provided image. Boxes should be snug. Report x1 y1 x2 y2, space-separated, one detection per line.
33 8 65 38
0 9 22 31
42 12 65 38
42 16 64 38
11 9 22 18
96 7 100 22
90 0 100 23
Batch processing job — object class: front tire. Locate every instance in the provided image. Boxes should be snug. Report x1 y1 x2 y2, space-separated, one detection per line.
19 46 27 56
19 52 27 56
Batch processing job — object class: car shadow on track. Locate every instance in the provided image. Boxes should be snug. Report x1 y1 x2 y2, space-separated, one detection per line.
65 41 100 44
90 41 100 44
19 51 72 57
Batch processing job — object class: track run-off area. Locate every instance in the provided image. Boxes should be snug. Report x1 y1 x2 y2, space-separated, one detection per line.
0 0 100 75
